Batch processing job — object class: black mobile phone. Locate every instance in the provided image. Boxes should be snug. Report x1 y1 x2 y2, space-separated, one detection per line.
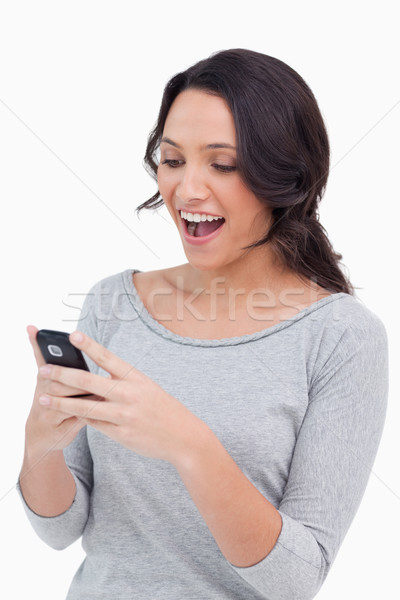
36 329 89 371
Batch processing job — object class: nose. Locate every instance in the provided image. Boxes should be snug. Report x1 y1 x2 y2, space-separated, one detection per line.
176 164 210 203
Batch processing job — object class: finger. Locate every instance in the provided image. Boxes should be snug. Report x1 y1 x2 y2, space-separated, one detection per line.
37 405 80 427
56 415 87 436
44 379 96 398
39 364 125 401
79 417 117 437
27 325 47 368
69 331 138 380
38 394 122 424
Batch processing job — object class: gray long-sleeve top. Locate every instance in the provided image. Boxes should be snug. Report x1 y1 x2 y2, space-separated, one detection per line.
17 269 389 599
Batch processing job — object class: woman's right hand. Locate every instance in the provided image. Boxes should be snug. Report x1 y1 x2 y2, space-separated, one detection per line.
24 325 89 459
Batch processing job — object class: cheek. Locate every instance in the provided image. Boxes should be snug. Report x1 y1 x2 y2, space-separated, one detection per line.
222 182 260 218
157 172 180 224
228 189 270 231
157 169 176 201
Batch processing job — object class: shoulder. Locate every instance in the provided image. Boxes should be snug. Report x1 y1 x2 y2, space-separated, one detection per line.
325 293 388 345
81 267 175 317
306 291 387 343
79 270 138 321
132 267 174 295
83 268 156 299
86 270 132 293
298 292 388 359
309 293 388 389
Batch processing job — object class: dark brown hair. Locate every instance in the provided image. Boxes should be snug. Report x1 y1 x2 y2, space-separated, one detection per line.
136 48 355 295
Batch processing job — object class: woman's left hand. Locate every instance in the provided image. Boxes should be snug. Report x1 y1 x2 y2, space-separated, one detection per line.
38 331 203 465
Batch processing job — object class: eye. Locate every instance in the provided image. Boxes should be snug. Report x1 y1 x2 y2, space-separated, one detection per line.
161 159 184 168
213 164 237 173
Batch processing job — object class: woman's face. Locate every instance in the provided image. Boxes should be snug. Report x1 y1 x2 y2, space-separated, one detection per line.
157 89 272 272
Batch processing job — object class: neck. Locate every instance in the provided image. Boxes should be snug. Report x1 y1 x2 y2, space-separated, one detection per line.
174 248 310 312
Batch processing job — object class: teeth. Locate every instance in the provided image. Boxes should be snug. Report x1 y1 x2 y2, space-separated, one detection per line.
180 210 223 222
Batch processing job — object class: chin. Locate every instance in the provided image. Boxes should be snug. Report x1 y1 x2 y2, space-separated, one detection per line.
184 253 238 274
184 255 219 271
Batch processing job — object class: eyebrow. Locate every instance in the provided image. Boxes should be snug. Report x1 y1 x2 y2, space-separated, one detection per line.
160 137 236 150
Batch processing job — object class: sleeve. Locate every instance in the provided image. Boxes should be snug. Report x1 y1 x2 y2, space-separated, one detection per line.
229 314 389 600
16 283 100 550
16 427 93 550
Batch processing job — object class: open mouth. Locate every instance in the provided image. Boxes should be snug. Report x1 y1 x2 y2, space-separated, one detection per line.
181 215 225 238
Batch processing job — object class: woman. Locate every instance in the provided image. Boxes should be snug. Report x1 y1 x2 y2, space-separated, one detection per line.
18 49 388 599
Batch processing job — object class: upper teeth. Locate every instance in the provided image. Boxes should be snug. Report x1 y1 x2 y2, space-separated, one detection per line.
180 211 223 222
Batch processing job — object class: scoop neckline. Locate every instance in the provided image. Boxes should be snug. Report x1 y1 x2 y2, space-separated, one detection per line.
122 269 348 347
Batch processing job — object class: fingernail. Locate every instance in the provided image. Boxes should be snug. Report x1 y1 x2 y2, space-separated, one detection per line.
39 396 51 405
39 365 52 377
71 331 83 343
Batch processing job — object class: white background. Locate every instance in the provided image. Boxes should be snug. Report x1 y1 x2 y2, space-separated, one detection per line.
1 1 399 598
